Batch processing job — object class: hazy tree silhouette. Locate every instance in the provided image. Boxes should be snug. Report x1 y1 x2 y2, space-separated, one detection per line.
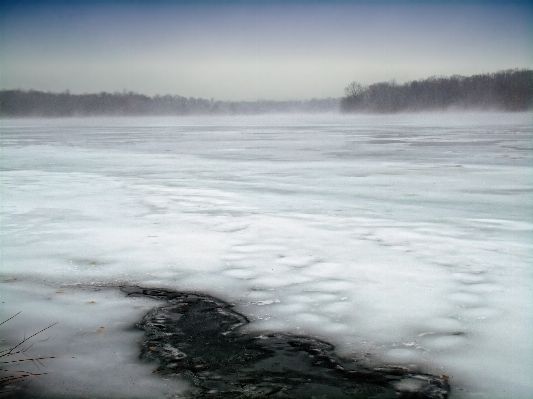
341 69 533 113
0 91 339 117
1 70 530 117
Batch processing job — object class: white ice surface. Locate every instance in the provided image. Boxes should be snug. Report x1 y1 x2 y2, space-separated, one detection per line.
1 113 532 398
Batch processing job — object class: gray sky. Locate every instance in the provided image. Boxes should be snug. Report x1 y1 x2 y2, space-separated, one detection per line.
1 0 531 101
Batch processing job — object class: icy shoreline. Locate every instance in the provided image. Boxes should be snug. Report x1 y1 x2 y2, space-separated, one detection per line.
2 282 450 399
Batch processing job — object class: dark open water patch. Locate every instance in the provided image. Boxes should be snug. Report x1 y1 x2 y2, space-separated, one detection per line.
122 286 450 399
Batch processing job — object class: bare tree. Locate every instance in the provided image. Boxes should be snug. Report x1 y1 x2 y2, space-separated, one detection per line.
344 82 367 98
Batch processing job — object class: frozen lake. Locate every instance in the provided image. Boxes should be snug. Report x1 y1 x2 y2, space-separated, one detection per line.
1 113 532 398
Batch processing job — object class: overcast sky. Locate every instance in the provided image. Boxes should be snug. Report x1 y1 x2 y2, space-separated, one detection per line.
1 0 531 101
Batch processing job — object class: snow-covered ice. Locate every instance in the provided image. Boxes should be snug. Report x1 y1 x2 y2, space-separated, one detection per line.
0 112 531 398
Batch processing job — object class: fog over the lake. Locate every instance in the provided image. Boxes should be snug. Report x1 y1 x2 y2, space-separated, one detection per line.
1 0 531 101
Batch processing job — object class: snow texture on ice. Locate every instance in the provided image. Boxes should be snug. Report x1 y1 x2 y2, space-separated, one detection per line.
1 113 532 398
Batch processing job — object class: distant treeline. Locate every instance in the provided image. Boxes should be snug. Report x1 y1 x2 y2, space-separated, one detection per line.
0 90 339 117
2 69 531 117
341 69 533 113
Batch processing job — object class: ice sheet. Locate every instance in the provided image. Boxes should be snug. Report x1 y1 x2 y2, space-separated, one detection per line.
1 112 532 398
